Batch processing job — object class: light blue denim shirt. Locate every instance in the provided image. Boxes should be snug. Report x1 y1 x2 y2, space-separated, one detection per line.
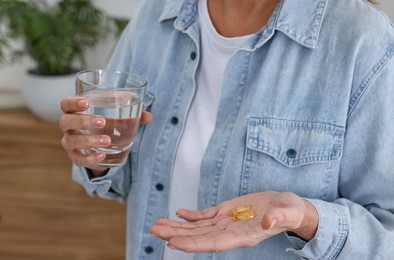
72 0 394 259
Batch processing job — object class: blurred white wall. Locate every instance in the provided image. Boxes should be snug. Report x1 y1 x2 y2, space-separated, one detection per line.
0 0 393 90
84 0 142 74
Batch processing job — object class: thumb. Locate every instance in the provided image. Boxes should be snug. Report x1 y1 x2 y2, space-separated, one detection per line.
261 192 306 231
261 215 278 230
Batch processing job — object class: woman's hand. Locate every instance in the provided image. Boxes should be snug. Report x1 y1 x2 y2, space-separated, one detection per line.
59 96 152 176
150 191 318 253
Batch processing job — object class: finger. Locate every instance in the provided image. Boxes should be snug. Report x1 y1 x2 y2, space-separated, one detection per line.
61 134 111 151
150 215 234 240
59 114 106 133
168 234 228 253
176 207 219 222
261 215 278 230
140 111 153 125
61 97 90 113
154 218 180 227
167 226 260 253
69 149 107 168
154 216 223 230
157 213 232 230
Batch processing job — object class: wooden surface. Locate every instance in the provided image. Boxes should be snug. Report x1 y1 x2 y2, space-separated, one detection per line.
0 109 126 260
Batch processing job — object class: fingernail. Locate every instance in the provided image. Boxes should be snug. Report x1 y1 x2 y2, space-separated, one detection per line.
167 244 178 250
269 218 278 229
99 136 110 145
78 99 89 109
95 153 106 161
94 117 105 127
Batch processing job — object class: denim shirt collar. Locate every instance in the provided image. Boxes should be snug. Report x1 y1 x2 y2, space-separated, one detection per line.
159 0 328 49
158 0 196 30
275 0 329 49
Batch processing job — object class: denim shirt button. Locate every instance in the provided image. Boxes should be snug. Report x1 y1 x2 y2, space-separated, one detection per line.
171 117 179 124
190 51 197 60
156 183 164 191
286 149 297 158
144 246 154 254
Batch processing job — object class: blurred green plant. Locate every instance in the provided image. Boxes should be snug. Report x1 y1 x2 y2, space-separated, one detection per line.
0 0 128 75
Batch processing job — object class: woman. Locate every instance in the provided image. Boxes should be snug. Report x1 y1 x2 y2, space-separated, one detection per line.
60 0 394 259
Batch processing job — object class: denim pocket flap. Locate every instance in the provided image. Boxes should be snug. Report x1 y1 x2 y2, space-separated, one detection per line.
246 117 345 167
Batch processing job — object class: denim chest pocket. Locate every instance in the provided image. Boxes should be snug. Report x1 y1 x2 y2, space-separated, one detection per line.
241 117 345 198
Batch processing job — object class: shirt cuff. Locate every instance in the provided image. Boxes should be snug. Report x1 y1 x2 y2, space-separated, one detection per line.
285 199 349 259
72 164 125 201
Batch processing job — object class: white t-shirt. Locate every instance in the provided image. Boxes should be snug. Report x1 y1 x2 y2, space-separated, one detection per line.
163 1 252 259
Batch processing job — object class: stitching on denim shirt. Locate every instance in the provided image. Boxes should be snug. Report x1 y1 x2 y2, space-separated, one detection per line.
348 43 394 117
275 0 328 49
250 118 344 135
255 144 340 167
322 206 349 260
174 0 197 30
253 1 282 50
247 118 344 167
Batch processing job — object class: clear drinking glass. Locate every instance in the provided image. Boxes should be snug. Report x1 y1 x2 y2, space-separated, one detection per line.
76 69 147 167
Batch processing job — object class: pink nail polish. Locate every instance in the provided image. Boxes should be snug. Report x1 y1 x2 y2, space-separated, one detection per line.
78 99 89 108
95 153 105 161
269 218 278 229
94 117 105 127
99 136 110 145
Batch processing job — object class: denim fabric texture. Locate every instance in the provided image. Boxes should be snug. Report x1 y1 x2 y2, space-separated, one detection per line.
72 0 394 259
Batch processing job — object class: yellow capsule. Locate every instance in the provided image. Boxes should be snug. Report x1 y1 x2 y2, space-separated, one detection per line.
231 205 251 217
234 210 256 221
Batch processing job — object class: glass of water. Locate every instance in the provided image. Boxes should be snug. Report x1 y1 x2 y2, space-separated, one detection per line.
76 69 147 167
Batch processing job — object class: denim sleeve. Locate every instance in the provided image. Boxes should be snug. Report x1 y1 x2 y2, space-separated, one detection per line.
72 161 131 202
286 46 394 259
